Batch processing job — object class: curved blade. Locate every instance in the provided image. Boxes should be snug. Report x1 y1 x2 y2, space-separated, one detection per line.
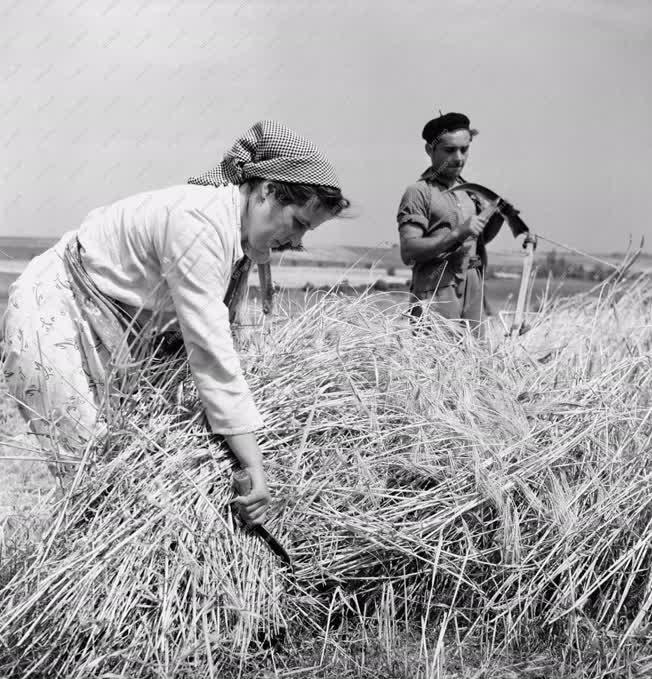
504 212 530 237
251 524 294 570
447 182 501 203
446 182 530 237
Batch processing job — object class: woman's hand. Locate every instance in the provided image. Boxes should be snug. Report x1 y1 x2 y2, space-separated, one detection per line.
233 464 271 526
224 432 271 526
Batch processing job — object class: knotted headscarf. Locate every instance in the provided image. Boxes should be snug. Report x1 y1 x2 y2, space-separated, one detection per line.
188 120 341 189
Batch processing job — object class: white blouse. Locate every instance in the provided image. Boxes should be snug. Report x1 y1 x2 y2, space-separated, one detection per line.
76 183 264 435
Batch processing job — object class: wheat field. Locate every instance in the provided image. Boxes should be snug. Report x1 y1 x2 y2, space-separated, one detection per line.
0 275 650 678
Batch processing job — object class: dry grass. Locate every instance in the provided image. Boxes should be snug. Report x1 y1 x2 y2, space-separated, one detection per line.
0 275 651 678
0 393 56 567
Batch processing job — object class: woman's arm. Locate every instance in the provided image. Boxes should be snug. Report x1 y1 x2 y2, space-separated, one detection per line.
156 207 271 524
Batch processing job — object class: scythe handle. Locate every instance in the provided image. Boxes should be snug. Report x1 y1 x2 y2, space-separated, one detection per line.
511 234 537 337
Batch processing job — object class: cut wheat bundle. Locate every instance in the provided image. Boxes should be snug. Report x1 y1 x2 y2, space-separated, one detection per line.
0 277 650 678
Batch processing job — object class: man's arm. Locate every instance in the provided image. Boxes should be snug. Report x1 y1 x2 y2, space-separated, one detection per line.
397 183 487 265
400 215 489 265
399 223 464 265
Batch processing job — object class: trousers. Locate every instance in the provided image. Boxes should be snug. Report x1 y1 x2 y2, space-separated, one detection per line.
410 266 485 335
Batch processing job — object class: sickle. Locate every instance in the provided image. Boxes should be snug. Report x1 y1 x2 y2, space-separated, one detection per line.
232 468 294 571
445 182 530 238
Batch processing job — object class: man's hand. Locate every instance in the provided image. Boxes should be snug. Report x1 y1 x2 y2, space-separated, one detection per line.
454 214 487 240
233 465 271 526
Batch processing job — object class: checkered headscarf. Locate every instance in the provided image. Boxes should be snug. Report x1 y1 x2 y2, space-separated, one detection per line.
188 120 341 189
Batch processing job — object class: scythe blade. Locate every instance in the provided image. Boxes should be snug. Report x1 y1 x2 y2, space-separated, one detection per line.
445 182 530 238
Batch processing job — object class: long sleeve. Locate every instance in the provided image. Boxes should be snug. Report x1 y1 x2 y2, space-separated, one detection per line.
155 207 264 435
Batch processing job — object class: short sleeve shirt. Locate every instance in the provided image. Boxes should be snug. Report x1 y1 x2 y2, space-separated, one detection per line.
397 174 477 295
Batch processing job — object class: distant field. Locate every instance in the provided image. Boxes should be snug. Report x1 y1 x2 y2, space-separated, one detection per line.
0 260 599 320
0 237 58 261
0 235 627 321
2 235 649 272
246 276 600 333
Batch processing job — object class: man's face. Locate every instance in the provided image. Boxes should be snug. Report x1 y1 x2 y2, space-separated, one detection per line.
425 129 472 180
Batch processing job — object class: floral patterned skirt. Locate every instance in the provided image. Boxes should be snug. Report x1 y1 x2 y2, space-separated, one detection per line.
1 234 109 474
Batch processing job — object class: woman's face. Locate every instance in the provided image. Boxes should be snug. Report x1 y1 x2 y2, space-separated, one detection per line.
243 182 333 257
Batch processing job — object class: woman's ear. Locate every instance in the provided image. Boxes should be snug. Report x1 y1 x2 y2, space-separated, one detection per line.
260 180 275 200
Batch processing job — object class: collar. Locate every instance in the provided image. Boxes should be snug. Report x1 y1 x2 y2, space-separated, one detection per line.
419 167 463 190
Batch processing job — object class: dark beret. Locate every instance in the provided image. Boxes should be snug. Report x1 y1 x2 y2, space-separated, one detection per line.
422 112 471 143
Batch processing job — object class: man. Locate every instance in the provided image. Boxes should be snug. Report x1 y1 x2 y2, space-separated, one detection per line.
396 112 504 333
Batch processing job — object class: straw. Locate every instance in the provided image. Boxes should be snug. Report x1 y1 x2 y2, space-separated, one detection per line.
0 275 650 677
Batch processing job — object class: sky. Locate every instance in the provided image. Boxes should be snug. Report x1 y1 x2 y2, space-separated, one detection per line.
2 0 651 255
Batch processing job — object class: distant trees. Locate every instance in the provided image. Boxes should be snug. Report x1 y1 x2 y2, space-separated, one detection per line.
536 250 610 281
486 250 612 282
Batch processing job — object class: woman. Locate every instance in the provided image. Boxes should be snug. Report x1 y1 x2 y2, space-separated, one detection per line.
2 120 349 525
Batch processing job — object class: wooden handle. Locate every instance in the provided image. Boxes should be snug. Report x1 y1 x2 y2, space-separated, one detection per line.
258 262 274 315
232 468 252 496
511 238 536 337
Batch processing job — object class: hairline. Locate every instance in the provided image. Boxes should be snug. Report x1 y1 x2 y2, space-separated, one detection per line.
429 128 479 147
